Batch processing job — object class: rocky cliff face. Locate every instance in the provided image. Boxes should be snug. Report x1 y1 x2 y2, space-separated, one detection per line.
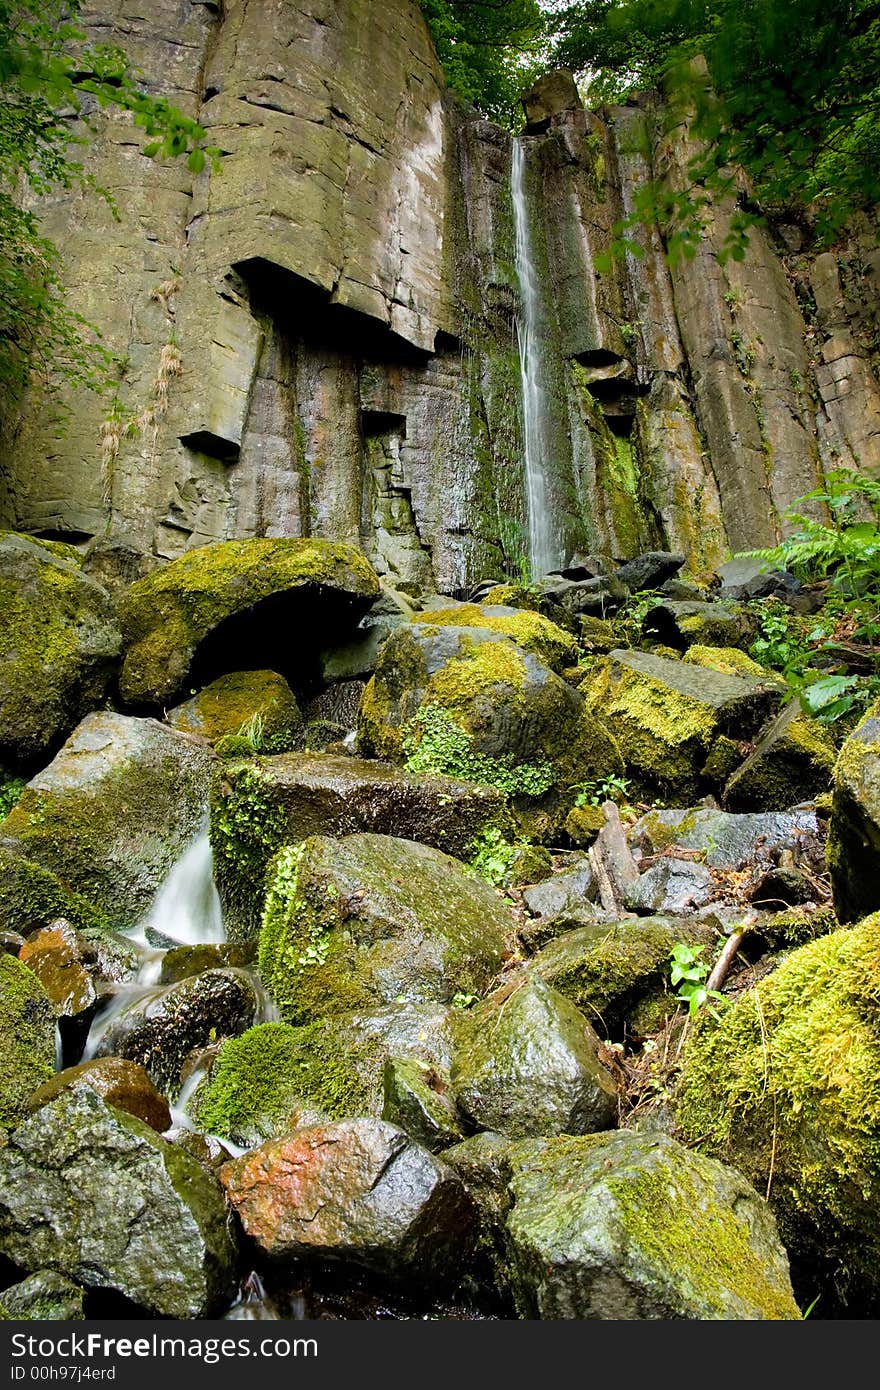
2 0 879 591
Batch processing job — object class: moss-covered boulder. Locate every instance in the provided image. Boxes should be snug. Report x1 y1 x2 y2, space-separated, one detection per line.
167 669 303 751
220 1118 476 1286
682 644 784 684
450 979 618 1139
0 842 115 939
579 649 780 800
382 1057 465 1152
192 1006 459 1147
1 714 216 928
0 532 122 767
675 917 880 1314
643 599 756 651
0 1088 237 1318
258 833 514 1025
502 1132 800 1319
209 751 514 940
415 604 578 672
723 700 836 812
358 623 620 803
530 917 715 1037
827 703 880 922
0 954 56 1131
0 1271 85 1321
119 538 380 706
27 1057 171 1133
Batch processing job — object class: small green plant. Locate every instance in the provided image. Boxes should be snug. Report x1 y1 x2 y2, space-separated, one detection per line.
402 704 554 798
468 826 519 887
573 773 632 808
744 468 880 595
451 991 479 1010
0 775 26 820
669 942 725 1020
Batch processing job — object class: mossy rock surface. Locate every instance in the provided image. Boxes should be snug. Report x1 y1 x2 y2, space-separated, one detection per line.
502 1131 800 1319
530 916 715 1035
683 644 782 684
578 649 780 800
1 713 216 929
167 669 303 751
0 1271 84 1320
358 623 621 802
119 538 380 705
724 700 835 812
258 833 514 1025
828 705 880 921
629 805 821 870
209 751 514 940
0 1088 237 1318
0 532 122 767
450 979 618 1139
193 1005 460 1147
0 954 56 1130
643 599 756 652
675 916 880 1314
416 604 578 672
0 843 114 939
382 1057 465 1152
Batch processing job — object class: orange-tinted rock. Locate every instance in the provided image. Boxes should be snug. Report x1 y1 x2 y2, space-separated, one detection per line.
19 921 96 1019
27 1057 172 1133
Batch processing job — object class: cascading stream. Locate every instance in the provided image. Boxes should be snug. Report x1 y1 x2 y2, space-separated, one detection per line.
511 137 564 580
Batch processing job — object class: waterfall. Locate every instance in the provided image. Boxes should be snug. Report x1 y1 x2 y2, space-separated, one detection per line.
511 137 563 580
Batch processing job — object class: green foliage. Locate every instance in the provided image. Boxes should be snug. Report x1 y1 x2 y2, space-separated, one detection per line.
572 772 631 807
669 940 724 1020
468 825 521 885
419 0 547 127
551 0 880 258
402 702 555 797
0 774 25 820
0 1 218 395
745 469 880 594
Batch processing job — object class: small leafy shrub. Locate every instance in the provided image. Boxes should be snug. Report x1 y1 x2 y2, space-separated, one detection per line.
572 773 631 808
0 775 26 820
669 942 725 1020
744 469 880 594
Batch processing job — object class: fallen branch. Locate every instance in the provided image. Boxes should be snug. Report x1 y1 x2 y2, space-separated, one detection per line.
706 913 758 993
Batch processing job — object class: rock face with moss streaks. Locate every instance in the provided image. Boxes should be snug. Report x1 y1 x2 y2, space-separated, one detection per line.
0 1088 237 1317
0 954 56 1131
167 669 303 751
0 533 121 767
258 833 513 1025
827 705 880 921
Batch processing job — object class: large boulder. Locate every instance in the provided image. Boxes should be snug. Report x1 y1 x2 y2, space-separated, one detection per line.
27 1057 171 1133
167 669 303 751
1 714 216 927
358 623 619 801
449 979 618 1139
119 537 380 706
209 751 514 939
0 955 56 1131
579 649 780 800
0 842 116 940
643 599 756 651
675 917 880 1315
220 1118 476 1285
0 532 122 767
258 833 514 1024
827 704 880 921
192 1007 459 1148
723 700 835 812
0 1088 237 1317
502 1131 800 1319
413 604 578 672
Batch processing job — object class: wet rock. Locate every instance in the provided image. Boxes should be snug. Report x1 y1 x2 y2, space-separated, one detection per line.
0 533 122 767
0 1270 85 1320
27 1057 172 1133
534 574 630 618
579 648 780 800
119 537 380 706
827 705 880 921
614 551 684 592
723 701 835 812
450 979 618 1139
19 920 99 1062
503 1131 800 1319
382 1057 465 1152
0 842 117 941
676 917 880 1315
209 751 514 939
220 1118 476 1285
167 669 303 752
258 833 513 1025
623 859 714 914
530 916 714 1034
521 858 596 919
192 1006 459 1148
521 69 583 130
629 806 821 871
518 903 607 955
158 942 256 985
358 623 619 807
643 599 756 651
0 929 25 955
93 969 262 1097
1 714 216 928
0 954 55 1130
0 1088 237 1318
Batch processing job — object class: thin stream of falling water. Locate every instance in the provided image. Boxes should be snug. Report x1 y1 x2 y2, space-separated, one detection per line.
511 137 564 580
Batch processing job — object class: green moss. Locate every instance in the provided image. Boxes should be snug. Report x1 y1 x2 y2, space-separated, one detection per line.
191 1020 372 1142
683 645 777 682
0 844 114 937
209 762 290 941
167 670 302 751
0 954 56 1129
402 704 554 798
426 634 528 707
676 917 880 1311
419 605 577 672
482 585 540 612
